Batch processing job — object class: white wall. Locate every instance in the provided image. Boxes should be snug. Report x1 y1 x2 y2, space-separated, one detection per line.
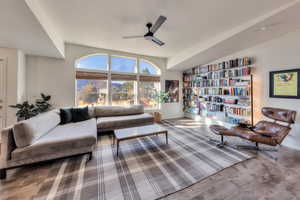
25 0 65 58
205 28 300 150
17 50 27 103
26 43 183 119
0 48 26 126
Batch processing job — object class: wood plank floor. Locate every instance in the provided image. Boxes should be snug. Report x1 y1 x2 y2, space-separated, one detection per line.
1 118 300 200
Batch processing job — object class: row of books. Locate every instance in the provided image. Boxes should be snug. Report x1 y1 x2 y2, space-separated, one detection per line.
206 103 224 112
203 96 251 107
191 57 252 74
225 107 251 116
204 103 251 116
183 88 193 97
200 88 250 96
183 74 193 82
192 79 250 87
207 67 251 79
204 96 223 103
225 116 251 125
204 97 239 104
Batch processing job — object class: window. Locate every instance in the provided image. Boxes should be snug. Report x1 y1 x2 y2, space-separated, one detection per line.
76 55 108 71
76 79 108 106
140 60 160 75
139 82 160 109
111 56 137 73
75 55 161 109
111 81 136 106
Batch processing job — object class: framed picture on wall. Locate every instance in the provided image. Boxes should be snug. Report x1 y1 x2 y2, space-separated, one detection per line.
269 68 300 99
165 80 179 103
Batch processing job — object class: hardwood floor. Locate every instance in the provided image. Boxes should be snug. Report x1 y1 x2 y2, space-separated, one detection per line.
1 118 300 200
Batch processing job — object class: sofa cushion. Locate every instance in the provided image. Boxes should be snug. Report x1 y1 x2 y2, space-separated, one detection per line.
88 106 95 118
97 113 154 130
13 110 61 148
94 105 144 117
71 107 90 122
11 118 97 161
60 108 72 125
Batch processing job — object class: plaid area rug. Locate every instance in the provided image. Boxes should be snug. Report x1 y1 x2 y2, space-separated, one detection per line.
34 120 253 200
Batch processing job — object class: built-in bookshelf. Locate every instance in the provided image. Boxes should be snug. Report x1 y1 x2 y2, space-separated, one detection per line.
183 57 254 127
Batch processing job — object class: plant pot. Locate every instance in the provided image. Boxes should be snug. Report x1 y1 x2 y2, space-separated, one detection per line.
152 112 162 123
17 117 25 122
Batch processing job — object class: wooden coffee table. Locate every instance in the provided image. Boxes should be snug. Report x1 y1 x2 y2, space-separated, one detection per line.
113 124 168 156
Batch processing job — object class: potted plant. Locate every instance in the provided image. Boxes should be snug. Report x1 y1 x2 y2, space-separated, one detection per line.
10 93 52 121
9 101 38 121
151 91 169 123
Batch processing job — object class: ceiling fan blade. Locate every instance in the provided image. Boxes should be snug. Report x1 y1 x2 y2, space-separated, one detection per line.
150 15 167 34
123 35 144 39
151 36 165 46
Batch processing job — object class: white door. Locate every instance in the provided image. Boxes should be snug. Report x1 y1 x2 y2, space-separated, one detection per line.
0 58 7 133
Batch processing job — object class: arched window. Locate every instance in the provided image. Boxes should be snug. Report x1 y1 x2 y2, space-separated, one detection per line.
75 54 161 110
139 59 160 75
75 54 108 71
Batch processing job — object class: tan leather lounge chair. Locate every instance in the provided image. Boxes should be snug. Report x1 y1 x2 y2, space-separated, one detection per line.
209 107 297 150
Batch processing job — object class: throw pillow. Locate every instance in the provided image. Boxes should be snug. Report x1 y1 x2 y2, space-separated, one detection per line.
60 108 72 125
71 107 90 123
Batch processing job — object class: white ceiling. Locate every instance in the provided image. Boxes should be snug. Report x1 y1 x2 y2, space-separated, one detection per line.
168 0 300 70
35 0 293 58
1 0 300 70
0 0 64 58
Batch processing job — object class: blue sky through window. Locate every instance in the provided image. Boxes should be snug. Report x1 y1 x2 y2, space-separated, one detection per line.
140 60 159 75
76 55 108 70
112 56 136 73
76 55 159 75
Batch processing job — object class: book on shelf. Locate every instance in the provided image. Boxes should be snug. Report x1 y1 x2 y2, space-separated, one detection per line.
225 116 251 125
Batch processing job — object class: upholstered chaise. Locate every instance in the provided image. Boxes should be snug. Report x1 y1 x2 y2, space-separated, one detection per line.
0 110 97 179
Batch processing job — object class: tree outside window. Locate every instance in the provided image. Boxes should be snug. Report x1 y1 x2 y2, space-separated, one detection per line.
76 80 107 106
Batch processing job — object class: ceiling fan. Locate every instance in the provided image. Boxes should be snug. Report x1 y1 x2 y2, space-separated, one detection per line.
123 15 167 46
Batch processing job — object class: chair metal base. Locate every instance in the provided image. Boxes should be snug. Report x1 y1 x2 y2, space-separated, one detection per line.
209 136 227 148
87 152 93 161
235 144 278 152
209 136 278 152
0 169 7 180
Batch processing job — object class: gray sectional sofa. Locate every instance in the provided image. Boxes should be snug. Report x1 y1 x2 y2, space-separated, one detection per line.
0 105 154 179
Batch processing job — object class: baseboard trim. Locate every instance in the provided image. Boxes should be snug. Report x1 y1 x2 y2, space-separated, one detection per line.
162 113 184 120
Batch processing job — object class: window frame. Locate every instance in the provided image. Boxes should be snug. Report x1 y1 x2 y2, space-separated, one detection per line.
75 54 161 110
75 54 109 71
139 59 161 75
111 55 138 74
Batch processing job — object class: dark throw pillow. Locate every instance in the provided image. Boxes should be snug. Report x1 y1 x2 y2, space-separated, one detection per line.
60 108 72 125
71 107 90 123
